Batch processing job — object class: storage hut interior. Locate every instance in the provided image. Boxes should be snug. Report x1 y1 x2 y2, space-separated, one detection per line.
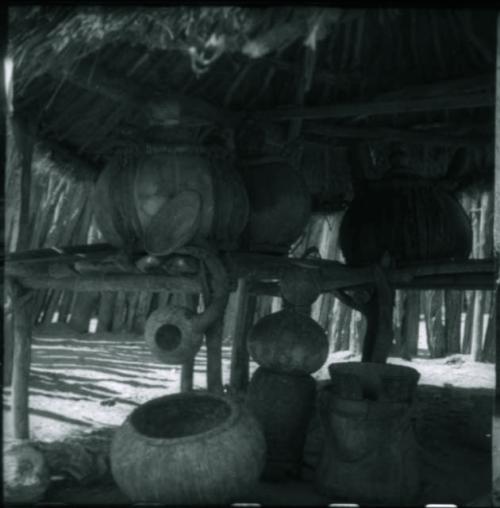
3 6 499 507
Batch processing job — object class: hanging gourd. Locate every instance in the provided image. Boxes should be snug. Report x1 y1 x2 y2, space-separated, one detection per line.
144 246 229 365
93 144 249 256
339 147 472 266
239 157 311 254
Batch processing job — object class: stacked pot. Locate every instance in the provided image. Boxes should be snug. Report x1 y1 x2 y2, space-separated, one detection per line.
246 268 329 480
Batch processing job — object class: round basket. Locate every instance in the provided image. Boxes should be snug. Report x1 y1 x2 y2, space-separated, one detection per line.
328 362 420 402
110 391 266 504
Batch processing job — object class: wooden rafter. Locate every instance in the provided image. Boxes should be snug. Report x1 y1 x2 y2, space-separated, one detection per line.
251 90 494 122
304 124 491 147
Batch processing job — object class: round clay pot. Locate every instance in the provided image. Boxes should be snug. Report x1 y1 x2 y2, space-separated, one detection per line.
248 309 329 375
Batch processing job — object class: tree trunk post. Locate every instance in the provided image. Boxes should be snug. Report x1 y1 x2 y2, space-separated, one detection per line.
401 290 420 360
96 292 117 332
444 290 462 355
180 294 200 392
229 278 257 393
206 316 224 394
69 292 100 334
9 278 34 440
362 265 395 363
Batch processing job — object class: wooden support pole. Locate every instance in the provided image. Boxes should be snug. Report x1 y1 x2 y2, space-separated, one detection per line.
4 302 14 386
68 292 99 334
444 290 462 355
180 294 200 392
180 356 195 393
229 278 257 393
96 291 117 332
11 116 35 252
9 278 34 440
205 316 224 394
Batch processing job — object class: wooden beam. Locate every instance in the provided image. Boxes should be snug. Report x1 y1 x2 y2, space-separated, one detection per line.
12 274 202 294
304 124 491 147
252 91 494 122
9 279 33 439
4 246 496 293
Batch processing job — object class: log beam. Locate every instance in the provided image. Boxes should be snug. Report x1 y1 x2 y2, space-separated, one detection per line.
305 124 490 147
4 248 495 293
252 91 494 122
12 273 202 293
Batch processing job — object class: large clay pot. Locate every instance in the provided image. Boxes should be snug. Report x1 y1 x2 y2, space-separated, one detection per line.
248 309 328 375
339 177 472 266
93 145 249 255
246 367 316 480
110 391 266 505
315 362 421 506
240 157 311 253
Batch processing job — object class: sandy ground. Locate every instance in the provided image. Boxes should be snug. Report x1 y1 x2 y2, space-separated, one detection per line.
2 332 496 506
3 334 495 443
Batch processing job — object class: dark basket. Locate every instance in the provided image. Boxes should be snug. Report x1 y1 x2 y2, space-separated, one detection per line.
328 362 420 403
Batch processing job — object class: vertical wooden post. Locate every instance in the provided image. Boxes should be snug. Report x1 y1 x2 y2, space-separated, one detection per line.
445 290 462 355
11 116 35 252
9 279 34 440
97 292 117 332
363 265 395 363
4 300 14 386
471 191 490 360
206 316 224 394
401 290 420 360
424 290 446 358
180 294 200 392
68 291 99 334
494 13 500 414
229 278 257 393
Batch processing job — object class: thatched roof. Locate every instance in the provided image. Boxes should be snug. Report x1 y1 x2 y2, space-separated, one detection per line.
8 6 497 210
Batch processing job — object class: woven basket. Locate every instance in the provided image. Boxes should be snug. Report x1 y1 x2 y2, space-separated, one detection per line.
110 391 266 504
